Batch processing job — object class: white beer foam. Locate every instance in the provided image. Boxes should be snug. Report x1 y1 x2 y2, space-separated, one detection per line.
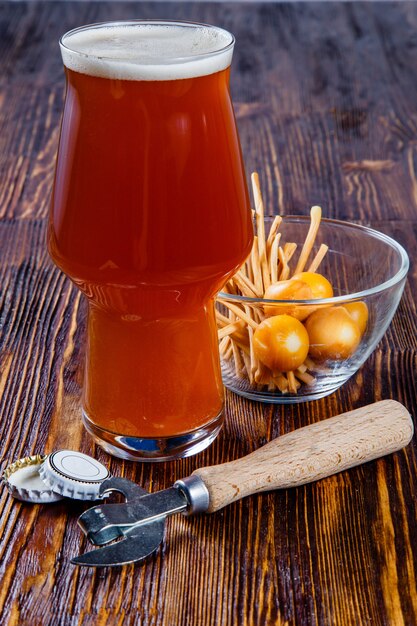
60 23 234 81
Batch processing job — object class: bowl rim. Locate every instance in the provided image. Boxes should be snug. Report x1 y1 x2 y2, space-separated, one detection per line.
218 216 409 305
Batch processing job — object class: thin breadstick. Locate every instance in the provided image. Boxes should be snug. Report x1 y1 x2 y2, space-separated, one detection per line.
257 362 271 384
251 174 265 227
254 358 263 383
235 270 262 297
226 307 249 345
227 314 250 343
232 275 256 298
234 338 250 354
218 321 245 340
295 370 316 385
251 236 263 293
254 368 264 385
251 173 270 291
279 243 297 280
307 243 329 273
287 371 300 393
238 262 247 278
274 373 289 393
297 363 307 374
222 302 258 330
216 311 231 327
252 307 265 324
248 326 258 379
259 248 270 291
224 343 233 360
245 258 254 283
245 304 259 379
223 281 238 296
305 356 316 370
219 336 230 355
254 363 270 384
293 205 322 275
226 281 238 295
241 350 253 383
278 246 290 280
232 279 255 298
269 234 280 283
283 242 297 263
266 215 282 254
228 278 238 294
231 340 245 377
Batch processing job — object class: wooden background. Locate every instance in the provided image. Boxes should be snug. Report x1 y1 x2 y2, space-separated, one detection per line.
1 2 417 625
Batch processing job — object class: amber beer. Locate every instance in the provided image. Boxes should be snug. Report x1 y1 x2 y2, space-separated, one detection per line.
49 21 253 460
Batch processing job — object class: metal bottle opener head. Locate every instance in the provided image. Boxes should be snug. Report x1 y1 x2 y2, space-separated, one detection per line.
72 475 209 567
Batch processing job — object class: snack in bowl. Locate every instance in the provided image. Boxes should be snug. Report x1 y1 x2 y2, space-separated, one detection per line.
216 173 409 403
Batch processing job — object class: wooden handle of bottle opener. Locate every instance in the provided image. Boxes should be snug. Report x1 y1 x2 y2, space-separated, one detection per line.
192 400 413 513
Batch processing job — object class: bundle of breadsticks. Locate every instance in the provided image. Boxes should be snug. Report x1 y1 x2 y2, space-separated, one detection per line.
216 172 329 395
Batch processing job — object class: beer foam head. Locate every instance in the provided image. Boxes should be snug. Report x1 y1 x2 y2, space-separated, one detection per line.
60 21 234 81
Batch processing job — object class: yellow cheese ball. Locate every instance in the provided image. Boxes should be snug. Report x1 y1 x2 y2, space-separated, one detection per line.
263 279 314 320
292 271 334 299
253 315 309 372
305 306 361 361
342 301 369 336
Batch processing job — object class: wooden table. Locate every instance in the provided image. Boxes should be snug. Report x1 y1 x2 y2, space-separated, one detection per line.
1 2 417 624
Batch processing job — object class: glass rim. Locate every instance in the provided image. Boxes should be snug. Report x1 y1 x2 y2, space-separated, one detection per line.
218 216 409 305
59 20 235 65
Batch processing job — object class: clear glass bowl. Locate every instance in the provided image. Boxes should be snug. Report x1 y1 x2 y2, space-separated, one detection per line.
216 217 409 403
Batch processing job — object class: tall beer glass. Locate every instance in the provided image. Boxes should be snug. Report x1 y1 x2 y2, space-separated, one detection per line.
49 21 253 460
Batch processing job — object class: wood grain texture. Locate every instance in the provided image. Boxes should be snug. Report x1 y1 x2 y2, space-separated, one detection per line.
1 2 417 625
194 401 414 511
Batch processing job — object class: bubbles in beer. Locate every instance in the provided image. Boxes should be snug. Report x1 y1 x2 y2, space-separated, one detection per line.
61 23 234 81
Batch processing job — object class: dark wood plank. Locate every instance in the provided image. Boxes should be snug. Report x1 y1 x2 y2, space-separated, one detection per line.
1 3 417 626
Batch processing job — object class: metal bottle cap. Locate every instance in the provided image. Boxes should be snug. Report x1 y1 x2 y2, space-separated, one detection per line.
3 455 65 504
39 450 110 500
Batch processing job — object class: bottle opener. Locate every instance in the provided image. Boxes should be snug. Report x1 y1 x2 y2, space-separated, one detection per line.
72 400 414 567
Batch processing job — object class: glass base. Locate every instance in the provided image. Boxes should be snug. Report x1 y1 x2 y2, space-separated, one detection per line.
82 410 224 461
